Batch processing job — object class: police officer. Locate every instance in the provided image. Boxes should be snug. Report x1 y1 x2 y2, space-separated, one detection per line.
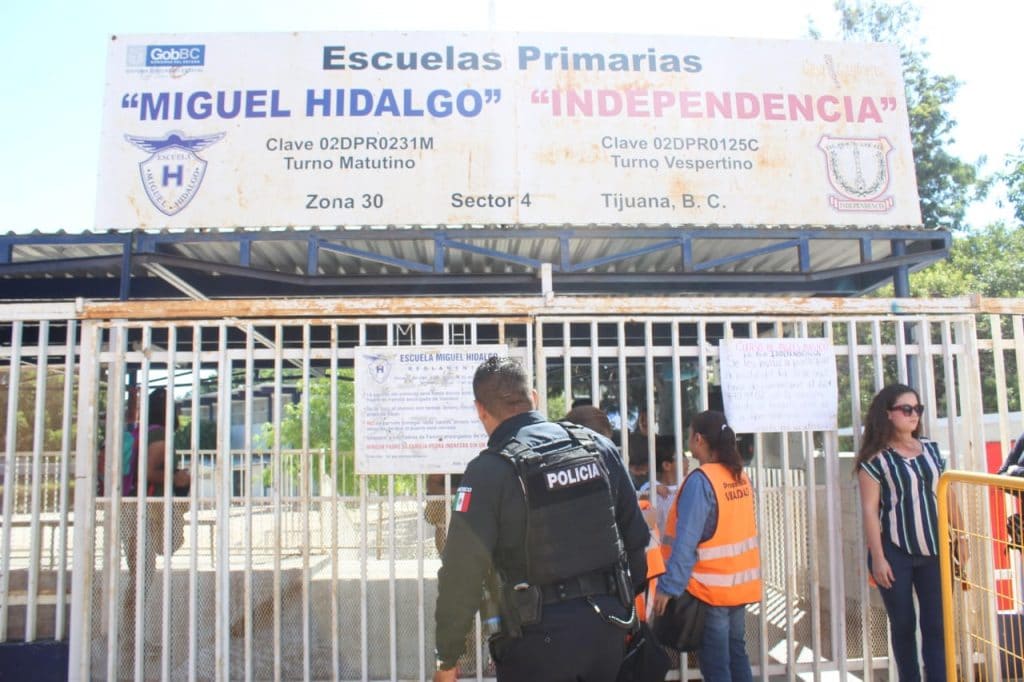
433 356 649 682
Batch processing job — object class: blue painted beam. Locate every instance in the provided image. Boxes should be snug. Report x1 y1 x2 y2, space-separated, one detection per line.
441 238 545 269
563 239 685 273
694 239 802 272
317 240 434 273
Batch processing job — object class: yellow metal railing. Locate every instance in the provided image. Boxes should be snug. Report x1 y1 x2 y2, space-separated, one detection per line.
938 470 1024 681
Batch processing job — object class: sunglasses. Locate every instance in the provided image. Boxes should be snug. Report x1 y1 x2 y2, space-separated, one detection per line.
889 404 924 417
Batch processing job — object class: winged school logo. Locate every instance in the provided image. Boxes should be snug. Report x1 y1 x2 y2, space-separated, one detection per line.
125 131 225 216
818 136 895 213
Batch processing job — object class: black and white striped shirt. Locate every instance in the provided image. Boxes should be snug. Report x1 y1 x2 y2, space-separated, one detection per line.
860 438 945 556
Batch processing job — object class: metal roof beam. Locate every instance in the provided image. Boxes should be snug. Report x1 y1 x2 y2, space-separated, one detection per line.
317 239 434 273
693 239 802 272
562 238 685 273
439 236 545 269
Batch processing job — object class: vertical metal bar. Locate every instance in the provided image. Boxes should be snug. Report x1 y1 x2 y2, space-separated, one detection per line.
104 323 127 682
590 320 600 409
895 320 908 386
244 323 255 682
0 320 23 641
871 320 884 392
216 324 232 681
617 321 628 460
26 321 50 641
770 320 797 681
744 321 767 682
55 319 77 641
918 319 939 440
359 323 369 682
388 471 397 680
70 321 100 680
643 320 656 493
697 320 709 411
525 323 535 403
846 320 872 682
188 324 201 682
562 320 572 410
329 322 340 682
798 321 822 682
991 314 1010 471
824 428 847 679
940 322 961 467
534 319 547 415
162 325 177 682
273 323 284 682
301 323 312 682
669 321 683 482
135 326 152 681
847 321 864 455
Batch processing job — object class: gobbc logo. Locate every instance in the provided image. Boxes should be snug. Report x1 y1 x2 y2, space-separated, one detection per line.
145 45 205 67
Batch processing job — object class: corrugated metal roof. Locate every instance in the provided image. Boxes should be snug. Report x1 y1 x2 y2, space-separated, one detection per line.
0 224 949 299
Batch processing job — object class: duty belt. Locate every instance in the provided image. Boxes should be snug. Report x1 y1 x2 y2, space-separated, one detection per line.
539 569 616 605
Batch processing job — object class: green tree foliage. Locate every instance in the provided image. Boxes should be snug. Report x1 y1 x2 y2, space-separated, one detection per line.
819 1 980 230
907 224 1024 298
1000 143 1024 225
894 225 1024 413
265 369 416 496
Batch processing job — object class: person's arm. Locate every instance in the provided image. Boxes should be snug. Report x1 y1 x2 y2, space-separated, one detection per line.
652 471 713 615
434 458 502 670
146 437 167 490
858 468 894 589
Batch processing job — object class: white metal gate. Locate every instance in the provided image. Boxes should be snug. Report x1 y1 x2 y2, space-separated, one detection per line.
1 296 1016 681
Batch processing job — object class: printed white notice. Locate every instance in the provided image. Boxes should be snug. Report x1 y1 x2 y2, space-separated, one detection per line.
354 345 511 474
719 338 837 433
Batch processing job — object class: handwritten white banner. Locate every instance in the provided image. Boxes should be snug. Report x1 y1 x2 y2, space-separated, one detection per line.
719 338 838 433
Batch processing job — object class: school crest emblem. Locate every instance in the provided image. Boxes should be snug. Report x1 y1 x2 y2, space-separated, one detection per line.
818 136 895 213
125 131 225 216
366 355 392 385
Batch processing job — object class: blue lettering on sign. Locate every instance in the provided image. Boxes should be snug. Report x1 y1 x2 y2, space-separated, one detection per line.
146 45 205 67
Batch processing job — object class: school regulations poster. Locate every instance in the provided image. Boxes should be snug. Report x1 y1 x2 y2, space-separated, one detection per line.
354 345 518 474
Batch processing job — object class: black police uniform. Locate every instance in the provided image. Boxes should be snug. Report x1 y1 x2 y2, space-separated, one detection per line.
999 431 1024 477
434 411 649 681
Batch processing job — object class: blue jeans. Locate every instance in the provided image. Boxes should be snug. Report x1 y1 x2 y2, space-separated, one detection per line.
698 604 753 682
869 539 946 682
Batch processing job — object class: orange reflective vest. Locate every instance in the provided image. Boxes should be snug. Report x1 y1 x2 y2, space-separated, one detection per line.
662 462 762 606
635 499 667 621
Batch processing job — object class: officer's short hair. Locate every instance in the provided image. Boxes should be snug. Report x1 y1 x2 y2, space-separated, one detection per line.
473 356 533 418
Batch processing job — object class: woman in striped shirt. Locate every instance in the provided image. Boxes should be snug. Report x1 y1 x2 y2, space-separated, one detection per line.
855 383 964 682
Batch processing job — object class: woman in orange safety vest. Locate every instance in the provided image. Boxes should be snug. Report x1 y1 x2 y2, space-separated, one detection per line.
652 410 762 682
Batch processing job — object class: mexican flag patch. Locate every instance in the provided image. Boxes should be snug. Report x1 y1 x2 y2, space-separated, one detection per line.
454 486 473 513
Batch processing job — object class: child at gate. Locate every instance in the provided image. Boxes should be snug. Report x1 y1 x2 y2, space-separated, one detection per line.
638 435 687 537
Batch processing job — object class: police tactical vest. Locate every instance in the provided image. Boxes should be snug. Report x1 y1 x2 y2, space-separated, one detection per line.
497 422 623 587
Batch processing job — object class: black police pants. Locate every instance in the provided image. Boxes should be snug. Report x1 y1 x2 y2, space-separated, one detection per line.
491 596 628 682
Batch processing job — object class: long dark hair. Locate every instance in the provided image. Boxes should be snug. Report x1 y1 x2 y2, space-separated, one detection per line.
854 383 922 470
692 410 744 483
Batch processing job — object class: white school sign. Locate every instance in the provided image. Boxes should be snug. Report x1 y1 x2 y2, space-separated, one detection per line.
96 32 920 229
